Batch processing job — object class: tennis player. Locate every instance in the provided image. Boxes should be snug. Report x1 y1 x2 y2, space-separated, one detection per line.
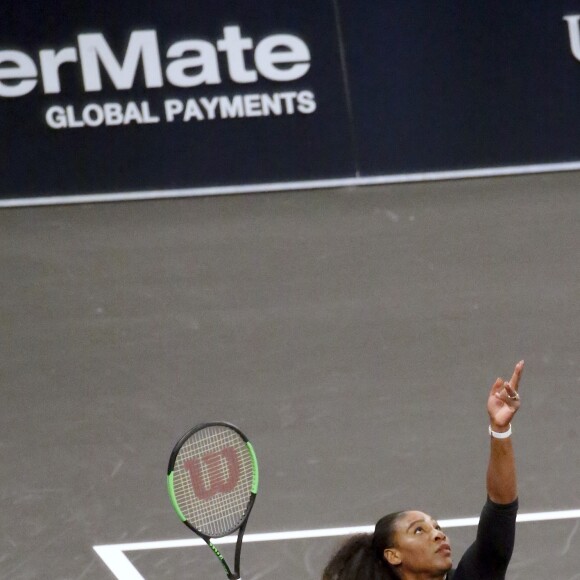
322 360 524 580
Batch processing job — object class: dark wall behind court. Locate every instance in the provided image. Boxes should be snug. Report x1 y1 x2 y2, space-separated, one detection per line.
2 1 580 202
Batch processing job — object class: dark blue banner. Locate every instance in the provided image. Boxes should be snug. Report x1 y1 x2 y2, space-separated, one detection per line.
3 1 580 204
1 1 354 199
339 0 580 174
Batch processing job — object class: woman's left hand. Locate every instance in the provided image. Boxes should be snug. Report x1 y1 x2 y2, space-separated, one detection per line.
487 360 524 430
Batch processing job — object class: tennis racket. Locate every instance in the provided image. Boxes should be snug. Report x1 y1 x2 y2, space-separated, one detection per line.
167 422 259 579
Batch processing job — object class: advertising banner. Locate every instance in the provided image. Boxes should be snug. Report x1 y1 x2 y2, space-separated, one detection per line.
3 1 580 205
338 0 580 175
1 1 354 200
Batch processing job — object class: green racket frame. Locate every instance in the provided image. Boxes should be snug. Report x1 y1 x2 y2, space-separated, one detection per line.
167 422 259 580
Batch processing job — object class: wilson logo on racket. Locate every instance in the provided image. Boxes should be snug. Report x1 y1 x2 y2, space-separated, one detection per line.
184 447 241 499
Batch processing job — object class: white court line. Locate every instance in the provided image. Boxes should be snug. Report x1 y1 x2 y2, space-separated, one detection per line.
3 160 580 208
94 508 580 580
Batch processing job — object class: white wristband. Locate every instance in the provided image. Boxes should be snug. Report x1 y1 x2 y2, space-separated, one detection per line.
489 423 512 439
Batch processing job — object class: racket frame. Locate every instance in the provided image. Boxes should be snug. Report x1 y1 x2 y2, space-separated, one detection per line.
167 421 259 580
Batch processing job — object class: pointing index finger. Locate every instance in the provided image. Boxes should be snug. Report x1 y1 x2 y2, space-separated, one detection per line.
509 360 524 391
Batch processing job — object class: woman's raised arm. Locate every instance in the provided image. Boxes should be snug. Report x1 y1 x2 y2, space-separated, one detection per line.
486 360 524 504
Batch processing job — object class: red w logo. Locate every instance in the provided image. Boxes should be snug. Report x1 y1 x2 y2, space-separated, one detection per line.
184 447 241 500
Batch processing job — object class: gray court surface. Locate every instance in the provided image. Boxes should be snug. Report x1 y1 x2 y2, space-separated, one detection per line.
2 172 579 579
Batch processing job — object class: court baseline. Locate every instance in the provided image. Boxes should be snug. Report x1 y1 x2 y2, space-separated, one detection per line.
94 508 580 580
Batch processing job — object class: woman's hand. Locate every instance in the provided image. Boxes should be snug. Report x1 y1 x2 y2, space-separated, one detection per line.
487 361 524 431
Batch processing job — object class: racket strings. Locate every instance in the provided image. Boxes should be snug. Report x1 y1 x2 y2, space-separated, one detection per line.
172 426 254 537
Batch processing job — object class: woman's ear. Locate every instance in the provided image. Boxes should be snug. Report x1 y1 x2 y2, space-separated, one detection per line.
384 547 402 566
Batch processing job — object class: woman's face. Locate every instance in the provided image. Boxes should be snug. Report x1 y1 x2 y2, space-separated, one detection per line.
384 511 453 576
